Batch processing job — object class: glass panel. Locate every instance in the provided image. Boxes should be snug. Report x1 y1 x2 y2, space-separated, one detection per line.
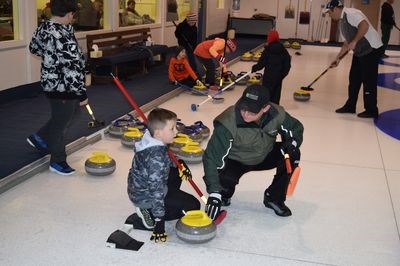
167 0 191 22
36 0 105 31
119 0 158 27
0 0 16 41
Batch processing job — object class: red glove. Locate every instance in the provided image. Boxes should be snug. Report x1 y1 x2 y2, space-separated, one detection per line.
215 54 227 64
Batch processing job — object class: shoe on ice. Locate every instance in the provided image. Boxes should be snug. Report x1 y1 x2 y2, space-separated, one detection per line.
221 197 231 207
125 213 153 231
263 192 292 217
49 161 75 176
136 207 155 229
27 133 49 153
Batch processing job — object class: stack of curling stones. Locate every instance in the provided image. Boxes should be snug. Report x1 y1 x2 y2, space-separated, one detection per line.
108 114 146 138
247 73 263 85
236 71 250 85
240 51 253 61
176 210 217 244
85 152 116 176
121 127 144 149
293 90 311 101
170 134 204 164
216 71 236 91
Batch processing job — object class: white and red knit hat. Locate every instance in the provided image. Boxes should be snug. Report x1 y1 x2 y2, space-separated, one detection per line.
186 13 197 24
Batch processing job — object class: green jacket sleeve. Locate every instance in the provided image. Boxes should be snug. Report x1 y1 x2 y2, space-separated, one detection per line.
280 112 304 147
203 122 233 194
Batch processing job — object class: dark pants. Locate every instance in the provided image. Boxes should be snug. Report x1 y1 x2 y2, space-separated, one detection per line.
344 47 384 114
178 76 196 88
37 98 78 163
184 45 198 74
218 143 296 203
196 56 216 86
164 167 201 220
263 80 283 105
380 23 392 54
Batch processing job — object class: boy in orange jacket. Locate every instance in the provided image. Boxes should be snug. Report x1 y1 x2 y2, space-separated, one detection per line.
168 47 203 88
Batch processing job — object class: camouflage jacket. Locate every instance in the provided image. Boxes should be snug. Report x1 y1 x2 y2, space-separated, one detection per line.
127 130 173 218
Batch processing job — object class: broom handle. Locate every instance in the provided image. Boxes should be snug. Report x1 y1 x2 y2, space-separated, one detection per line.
111 74 208 204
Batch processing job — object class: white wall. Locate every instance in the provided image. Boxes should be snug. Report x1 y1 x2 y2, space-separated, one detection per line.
0 0 399 92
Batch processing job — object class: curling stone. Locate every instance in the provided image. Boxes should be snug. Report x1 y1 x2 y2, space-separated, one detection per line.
283 40 291 48
192 83 208 96
240 51 253 61
181 126 203 142
252 51 262 61
169 134 199 153
85 152 116 176
293 90 311 101
191 121 210 139
176 210 217 244
176 143 204 164
176 119 186 133
236 71 250 85
121 127 144 148
216 76 235 91
108 115 140 138
291 41 301 50
247 73 262 85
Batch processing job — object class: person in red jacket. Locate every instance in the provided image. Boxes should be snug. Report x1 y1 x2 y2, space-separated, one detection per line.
168 46 203 88
194 38 237 90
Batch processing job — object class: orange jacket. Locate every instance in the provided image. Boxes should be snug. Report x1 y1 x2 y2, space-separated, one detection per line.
194 38 225 59
168 57 198 82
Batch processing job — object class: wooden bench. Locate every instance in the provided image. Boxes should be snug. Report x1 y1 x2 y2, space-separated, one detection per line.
86 28 168 83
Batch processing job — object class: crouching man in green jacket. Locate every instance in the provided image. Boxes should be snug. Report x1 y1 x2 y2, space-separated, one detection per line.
203 84 304 219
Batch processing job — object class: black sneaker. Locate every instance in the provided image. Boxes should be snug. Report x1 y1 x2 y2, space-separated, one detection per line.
125 213 152 231
335 105 356 114
136 207 155 229
49 161 75 176
221 197 231 206
27 133 49 153
357 110 378 118
263 192 292 217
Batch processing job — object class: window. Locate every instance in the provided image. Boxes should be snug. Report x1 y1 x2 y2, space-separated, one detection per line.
36 0 105 32
119 0 158 27
0 0 17 42
168 0 191 22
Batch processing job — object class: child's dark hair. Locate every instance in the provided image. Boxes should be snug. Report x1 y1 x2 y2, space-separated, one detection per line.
147 108 177 136
51 0 78 17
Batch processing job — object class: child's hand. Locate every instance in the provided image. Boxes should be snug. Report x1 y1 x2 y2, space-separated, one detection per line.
150 218 167 243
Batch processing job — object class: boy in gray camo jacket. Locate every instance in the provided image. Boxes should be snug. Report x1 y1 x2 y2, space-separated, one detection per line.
127 108 200 243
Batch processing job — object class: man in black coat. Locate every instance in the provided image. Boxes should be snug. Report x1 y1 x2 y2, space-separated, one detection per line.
175 13 198 72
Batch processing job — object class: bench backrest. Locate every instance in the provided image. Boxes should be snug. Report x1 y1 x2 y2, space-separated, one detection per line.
86 28 151 57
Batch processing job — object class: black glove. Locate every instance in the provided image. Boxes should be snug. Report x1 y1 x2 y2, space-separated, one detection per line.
281 140 300 169
251 65 257 73
178 159 192 180
150 218 167 243
205 193 222 220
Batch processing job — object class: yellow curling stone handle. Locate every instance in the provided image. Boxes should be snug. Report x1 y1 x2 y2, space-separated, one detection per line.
89 152 113 163
124 127 143 137
181 210 212 227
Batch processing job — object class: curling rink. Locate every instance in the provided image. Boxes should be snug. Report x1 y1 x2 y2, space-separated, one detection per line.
1 45 400 265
